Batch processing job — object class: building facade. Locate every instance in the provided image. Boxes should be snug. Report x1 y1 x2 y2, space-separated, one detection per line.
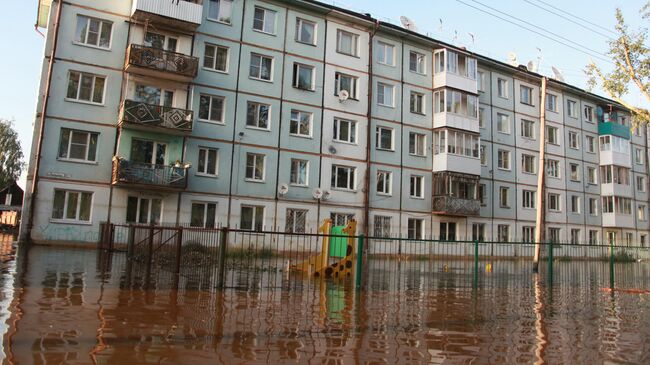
22 0 650 246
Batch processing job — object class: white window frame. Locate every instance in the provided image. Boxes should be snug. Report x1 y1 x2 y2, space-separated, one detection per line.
497 149 511 170
520 85 533 106
407 218 424 240
245 153 266 181
249 53 274 81
293 62 315 91
374 215 392 237
74 15 113 49
410 91 425 114
586 135 596 153
290 158 309 186
499 186 509 208
66 71 106 105
569 131 579 149
546 159 560 178
334 72 358 100
548 193 561 212
545 93 558 112
409 51 426 74
376 170 392 196
637 176 646 192
587 167 597 184
333 117 357 144
569 163 580 182
497 113 510 134
289 109 312 138
126 196 162 225
295 18 317 45
571 195 581 213
331 164 356 190
589 198 598 216
521 154 536 174
246 101 271 130
203 43 229 73
410 175 424 199
409 132 427 157
375 126 394 151
286 208 308 233
567 99 578 118
198 94 225 123
377 82 395 107
377 41 395 66
497 78 509 99
521 119 535 139
58 128 98 162
546 125 559 145
197 147 219 176
336 29 359 57
240 205 265 231
522 189 535 209
252 6 277 35
51 189 93 223
190 202 218 228
207 0 233 24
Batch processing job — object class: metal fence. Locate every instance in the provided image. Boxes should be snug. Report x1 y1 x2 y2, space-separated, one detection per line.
98 223 650 292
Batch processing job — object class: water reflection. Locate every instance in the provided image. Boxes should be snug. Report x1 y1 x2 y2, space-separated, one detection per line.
0 243 649 364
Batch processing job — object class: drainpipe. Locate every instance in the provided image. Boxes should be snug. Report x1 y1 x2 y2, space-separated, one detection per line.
272 7 289 231
24 0 63 243
533 77 548 272
363 20 380 236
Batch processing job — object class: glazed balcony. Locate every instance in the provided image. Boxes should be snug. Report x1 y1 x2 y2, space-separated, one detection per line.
432 196 480 216
112 157 189 192
119 99 193 135
125 44 199 82
131 0 203 31
602 212 635 228
598 121 630 139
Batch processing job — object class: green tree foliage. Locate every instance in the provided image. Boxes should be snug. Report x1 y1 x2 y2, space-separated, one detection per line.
586 3 650 125
0 119 24 187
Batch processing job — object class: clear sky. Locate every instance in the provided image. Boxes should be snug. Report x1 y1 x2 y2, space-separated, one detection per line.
0 0 647 189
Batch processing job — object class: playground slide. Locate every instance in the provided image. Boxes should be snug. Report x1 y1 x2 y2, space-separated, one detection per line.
290 219 357 280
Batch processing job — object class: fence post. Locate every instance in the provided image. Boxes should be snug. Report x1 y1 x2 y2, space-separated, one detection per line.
547 243 553 285
473 240 479 289
109 224 115 252
356 234 364 290
174 226 183 277
127 224 135 259
609 241 615 289
147 224 154 269
217 227 229 289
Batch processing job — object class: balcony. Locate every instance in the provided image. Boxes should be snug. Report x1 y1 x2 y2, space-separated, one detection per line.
600 183 632 198
432 196 480 216
119 99 193 135
131 0 203 31
602 213 635 228
125 44 198 82
112 157 189 192
598 121 630 139
433 112 479 133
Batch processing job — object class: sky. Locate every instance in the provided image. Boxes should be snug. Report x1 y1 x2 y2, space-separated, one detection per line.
0 0 648 189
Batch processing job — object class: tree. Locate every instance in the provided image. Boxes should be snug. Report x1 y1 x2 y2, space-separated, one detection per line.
586 3 650 126
0 119 24 187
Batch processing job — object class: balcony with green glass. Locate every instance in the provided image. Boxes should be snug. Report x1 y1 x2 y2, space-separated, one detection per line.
598 121 631 139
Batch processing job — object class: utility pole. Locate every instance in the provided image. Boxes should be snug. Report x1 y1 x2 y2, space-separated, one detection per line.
533 77 547 272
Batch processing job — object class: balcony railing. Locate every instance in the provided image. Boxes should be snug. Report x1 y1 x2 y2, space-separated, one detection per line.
126 44 199 79
432 196 480 216
120 99 193 133
112 157 189 191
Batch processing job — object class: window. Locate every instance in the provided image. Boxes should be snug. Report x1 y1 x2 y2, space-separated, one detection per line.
290 110 312 137
198 94 225 123
408 218 424 239
497 78 509 98
439 222 456 241
548 193 561 211
246 102 270 129
520 85 533 105
586 135 596 153
480 145 487 166
546 159 560 178
410 92 425 114
245 153 265 181
522 189 535 209
331 165 356 190
240 205 264 231
125 196 161 224
52 190 92 222
599 135 630 154
477 71 486 92
290 159 309 186
570 229 580 245
410 175 424 198
377 82 394 107
497 149 510 170
334 72 358 99
571 195 580 213
588 167 597 184
521 119 535 139
208 0 233 23
286 209 308 233
635 176 647 194
472 223 486 242
635 148 644 165
74 15 112 48
602 196 614 213
522 226 535 243
546 126 559 144
497 224 509 242
436 90 478 118
499 186 509 208
589 198 597 215
373 216 392 237
479 107 486 128
567 100 577 118
377 41 395 66
249 53 273 81
545 93 558 112
467 184 482 207
293 63 315 90
58 129 98 162
376 170 392 195
642 234 647 247
333 118 357 144
568 131 579 149
497 113 510 134
433 130 480 158
376 127 394 150
197 147 218 176
336 29 359 56
409 51 426 74
295 18 316 45
409 132 426 156
203 44 229 72
253 6 276 34
66 71 105 104
331 213 354 227
639 205 647 221
548 228 560 244
584 105 594 122
570 163 580 181
190 202 217 228
600 165 630 185
522 154 536 174
588 230 598 245
626 232 634 246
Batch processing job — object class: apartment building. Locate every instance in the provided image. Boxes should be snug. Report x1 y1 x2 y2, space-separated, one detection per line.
22 0 649 246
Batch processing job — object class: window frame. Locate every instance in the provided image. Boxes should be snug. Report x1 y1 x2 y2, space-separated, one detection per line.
249 53 274 82
377 82 395 107
289 109 313 138
240 205 265 231
203 43 229 73
252 6 277 35
198 94 226 124
376 41 396 66
409 51 426 74
410 91 425 114
197 147 219 177
334 72 358 100
408 132 427 157
245 152 266 182
295 18 317 45
66 71 106 105
246 101 271 130
207 0 233 24
74 15 113 50
336 29 359 57
289 158 309 186
57 128 99 163
409 175 425 199
51 189 93 223
375 126 394 151
292 62 315 91
376 170 392 196
333 117 357 144
497 149 511 170
190 202 218 228
331 164 356 191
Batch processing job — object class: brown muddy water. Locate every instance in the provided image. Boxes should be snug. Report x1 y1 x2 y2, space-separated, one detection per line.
0 236 649 364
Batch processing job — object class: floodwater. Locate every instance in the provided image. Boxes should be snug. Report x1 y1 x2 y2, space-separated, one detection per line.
0 235 650 364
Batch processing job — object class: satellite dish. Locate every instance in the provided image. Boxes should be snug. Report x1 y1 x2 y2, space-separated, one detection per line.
527 60 538 73
507 52 518 67
551 66 565 82
278 183 289 196
328 145 337 154
322 191 332 200
312 188 323 200
338 90 349 102
400 16 418 32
